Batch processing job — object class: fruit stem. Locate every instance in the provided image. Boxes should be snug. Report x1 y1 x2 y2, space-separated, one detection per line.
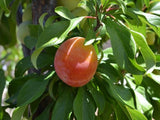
94 6 102 32
85 16 97 19
106 7 119 12
98 50 104 65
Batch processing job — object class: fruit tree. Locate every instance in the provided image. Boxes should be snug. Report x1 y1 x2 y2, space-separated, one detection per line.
0 0 160 120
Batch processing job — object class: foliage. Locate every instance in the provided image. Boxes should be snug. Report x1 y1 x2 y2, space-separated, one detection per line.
0 0 160 120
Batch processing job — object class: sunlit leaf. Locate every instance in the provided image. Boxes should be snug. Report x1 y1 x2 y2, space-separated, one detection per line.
134 86 153 119
104 18 145 74
32 17 84 69
36 21 69 48
133 9 160 37
142 77 160 98
147 73 160 85
11 105 27 120
131 30 156 70
125 105 148 120
39 13 48 29
58 17 84 43
149 1 160 15
133 75 143 85
55 6 74 20
31 48 43 69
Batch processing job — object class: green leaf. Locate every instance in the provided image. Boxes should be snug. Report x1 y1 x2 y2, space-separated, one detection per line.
28 24 42 39
29 47 56 70
125 105 148 120
25 24 42 49
35 104 53 120
133 75 143 85
87 83 106 115
98 62 121 82
7 74 37 105
113 85 135 109
96 74 135 108
105 18 137 59
149 1 160 15
58 17 84 44
0 14 17 47
73 87 96 120
147 73 160 85
15 56 33 77
17 72 54 106
114 104 128 120
31 48 43 69
45 16 58 28
125 75 136 90
84 28 96 46
123 10 146 36
94 76 114 102
152 99 160 120
104 18 145 74
116 0 126 13
0 108 10 120
142 76 160 98
96 101 113 120
51 86 74 120
131 30 156 70
0 108 2 120
8 76 32 96
11 105 27 120
101 0 109 8
156 54 160 62
24 36 37 49
0 70 5 104
36 21 69 48
133 10 160 37
10 0 21 22
134 86 153 119
144 0 149 8
98 48 114 62
31 49 54 71
36 51 55 69
96 74 143 119
0 0 9 13
135 0 144 10
55 6 74 20
39 13 48 29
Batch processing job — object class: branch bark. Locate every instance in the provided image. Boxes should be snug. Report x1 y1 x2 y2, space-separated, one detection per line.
31 0 57 119
32 0 56 24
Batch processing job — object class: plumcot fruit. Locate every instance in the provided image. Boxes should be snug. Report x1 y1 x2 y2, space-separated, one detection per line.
54 37 98 87
57 0 80 11
146 30 155 45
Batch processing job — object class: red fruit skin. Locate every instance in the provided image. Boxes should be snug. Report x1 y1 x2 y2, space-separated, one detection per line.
54 37 98 87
